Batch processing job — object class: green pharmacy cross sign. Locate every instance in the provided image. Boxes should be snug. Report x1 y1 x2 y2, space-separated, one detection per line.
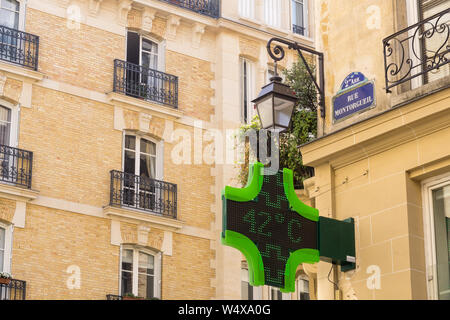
222 163 356 292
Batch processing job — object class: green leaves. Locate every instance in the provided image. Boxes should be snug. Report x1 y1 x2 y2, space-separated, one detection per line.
235 58 318 188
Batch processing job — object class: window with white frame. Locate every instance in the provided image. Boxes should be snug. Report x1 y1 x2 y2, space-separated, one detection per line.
122 133 163 210
405 0 450 88
292 0 308 37
241 267 262 300
269 286 291 300
423 174 450 300
297 274 310 300
120 246 162 299
264 0 281 28
239 0 255 20
240 57 254 124
0 105 11 146
0 223 12 273
0 0 20 29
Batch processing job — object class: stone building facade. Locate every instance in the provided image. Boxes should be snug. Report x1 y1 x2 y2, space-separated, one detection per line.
0 0 317 300
301 0 449 300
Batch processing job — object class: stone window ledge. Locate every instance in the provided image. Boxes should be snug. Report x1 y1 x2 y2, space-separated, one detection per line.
107 92 183 120
0 183 39 202
0 61 45 83
103 205 184 231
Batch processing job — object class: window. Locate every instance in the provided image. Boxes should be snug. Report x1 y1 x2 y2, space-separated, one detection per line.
241 267 262 300
405 0 450 89
269 287 290 300
297 275 310 300
423 174 450 300
240 57 254 124
122 134 163 211
264 0 281 28
266 65 285 84
0 223 11 273
0 105 11 146
239 0 255 20
127 31 163 71
292 0 308 37
0 0 19 29
0 227 5 272
120 246 162 299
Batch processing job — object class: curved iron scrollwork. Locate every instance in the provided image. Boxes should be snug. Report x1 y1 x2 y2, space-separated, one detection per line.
383 8 449 92
266 38 326 118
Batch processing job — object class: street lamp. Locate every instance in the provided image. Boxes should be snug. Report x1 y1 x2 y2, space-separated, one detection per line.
252 73 297 132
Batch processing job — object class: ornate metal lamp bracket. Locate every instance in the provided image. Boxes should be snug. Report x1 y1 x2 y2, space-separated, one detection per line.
267 37 326 118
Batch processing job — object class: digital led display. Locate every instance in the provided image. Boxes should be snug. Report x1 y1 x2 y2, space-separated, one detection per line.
222 163 320 292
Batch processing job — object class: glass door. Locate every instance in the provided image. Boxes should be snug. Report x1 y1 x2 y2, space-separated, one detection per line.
431 183 450 300
0 0 20 64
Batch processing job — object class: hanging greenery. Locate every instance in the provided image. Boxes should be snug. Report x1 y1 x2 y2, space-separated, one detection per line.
235 57 318 188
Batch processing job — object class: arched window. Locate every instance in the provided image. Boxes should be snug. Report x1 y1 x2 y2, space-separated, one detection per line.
120 246 162 299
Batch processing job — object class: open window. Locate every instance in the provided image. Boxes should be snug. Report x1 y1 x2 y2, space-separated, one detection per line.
122 133 163 212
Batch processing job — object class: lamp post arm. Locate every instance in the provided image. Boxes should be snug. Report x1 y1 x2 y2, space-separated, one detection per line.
267 37 326 118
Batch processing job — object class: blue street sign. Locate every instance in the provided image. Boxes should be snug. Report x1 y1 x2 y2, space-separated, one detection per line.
333 73 375 122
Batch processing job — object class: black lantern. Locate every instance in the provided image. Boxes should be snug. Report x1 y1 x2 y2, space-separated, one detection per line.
252 76 297 132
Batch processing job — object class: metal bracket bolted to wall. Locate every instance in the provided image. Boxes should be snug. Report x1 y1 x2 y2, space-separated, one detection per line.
266 37 326 119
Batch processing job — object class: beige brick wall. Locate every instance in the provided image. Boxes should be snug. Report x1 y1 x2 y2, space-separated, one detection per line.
26 8 125 94
12 204 119 300
19 86 121 207
166 51 215 122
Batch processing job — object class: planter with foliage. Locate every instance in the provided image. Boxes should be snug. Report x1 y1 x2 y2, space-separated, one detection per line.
0 272 12 285
123 293 145 300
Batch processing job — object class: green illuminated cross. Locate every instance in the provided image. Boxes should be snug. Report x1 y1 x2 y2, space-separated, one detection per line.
221 162 320 293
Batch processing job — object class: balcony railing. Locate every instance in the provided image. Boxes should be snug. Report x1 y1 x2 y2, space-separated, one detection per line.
106 294 123 300
383 8 449 92
160 0 220 18
0 279 26 300
0 144 33 189
293 24 305 36
113 59 178 109
0 25 39 71
110 170 178 219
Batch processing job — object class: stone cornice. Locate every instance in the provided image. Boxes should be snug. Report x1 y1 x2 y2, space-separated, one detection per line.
103 205 184 231
107 92 183 119
300 88 450 169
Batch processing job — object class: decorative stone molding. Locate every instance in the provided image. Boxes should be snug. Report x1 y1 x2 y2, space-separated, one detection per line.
88 0 103 16
192 22 205 49
117 0 133 26
138 225 151 246
142 7 157 33
166 15 181 40
0 74 7 97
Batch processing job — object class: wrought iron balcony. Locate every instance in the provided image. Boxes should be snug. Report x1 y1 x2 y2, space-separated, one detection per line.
383 8 449 92
106 294 123 300
110 170 178 219
293 24 305 36
0 279 26 300
113 59 178 108
0 144 33 189
159 0 220 18
0 25 39 70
